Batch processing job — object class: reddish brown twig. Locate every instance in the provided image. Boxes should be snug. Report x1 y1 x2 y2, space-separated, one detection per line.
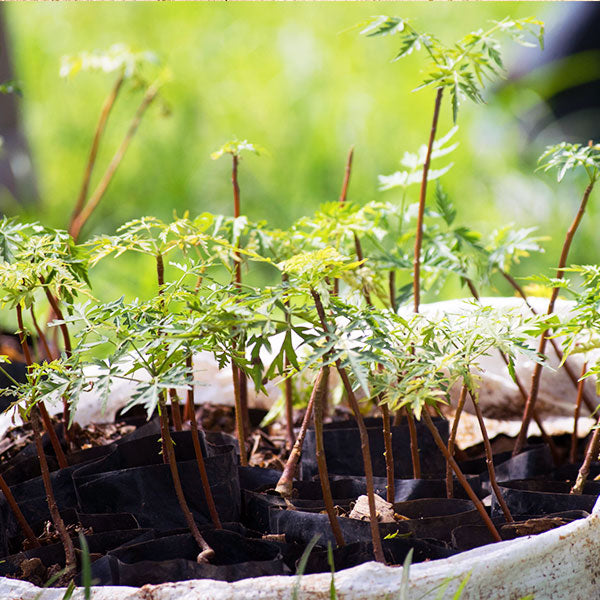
502 269 597 414
337 364 385 563
422 411 502 541
571 414 600 495
380 401 395 503
158 391 214 562
339 146 354 204
282 273 295 451
571 362 588 464
413 87 443 313
310 287 385 563
169 388 183 432
0 473 38 548
29 305 54 362
406 409 421 479
232 361 247 467
69 73 125 236
389 271 397 313
16 304 68 469
186 354 221 529
31 408 76 572
70 82 160 242
275 368 321 498
447 384 468 498
469 390 513 523
313 364 345 547
230 153 251 445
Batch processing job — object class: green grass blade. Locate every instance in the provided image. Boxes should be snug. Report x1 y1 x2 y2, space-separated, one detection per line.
292 534 321 600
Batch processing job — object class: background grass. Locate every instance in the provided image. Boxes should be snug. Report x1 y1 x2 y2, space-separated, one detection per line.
2 2 597 303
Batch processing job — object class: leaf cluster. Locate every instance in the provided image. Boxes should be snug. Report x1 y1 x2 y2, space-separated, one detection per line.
359 16 543 122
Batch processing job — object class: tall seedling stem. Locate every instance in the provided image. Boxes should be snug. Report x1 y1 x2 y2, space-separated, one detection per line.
468 390 513 523
571 415 600 495
69 73 125 235
466 280 559 462
0 472 38 548
571 362 587 464
29 305 55 362
310 288 385 563
30 408 76 574
40 278 74 439
213 148 255 457
502 269 597 414
275 369 321 498
404 90 444 480
16 304 68 469
334 146 354 299
514 178 596 455
158 391 215 562
313 364 346 547
422 411 502 542
282 273 295 451
414 87 443 314
69 82 160 242
186 354 222 529
446 384 468 498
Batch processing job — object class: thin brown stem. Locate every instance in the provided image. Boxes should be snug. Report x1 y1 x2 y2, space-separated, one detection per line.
497 346 560 464
231 361 248 467
169 388 183 432
310 287 385 562
313 364 345 547
186 355 221 529
380 401 395 504
31 408 76 572
231 153 250 442
469 390 513 523
158 393 214 562
40 283 72 358
337 365 385 563
156 253 165 292
422 411 502 542
284 361 295 451
69 82 160 242
514 179 596 455
282 273 295 451
0 473 39 548
275 369 320 498
571 414 600 495
338 146 354 204
388 270 397 313
571 362 588 464
406 409 421 479
353 234 372 306
502 269 597 414
29 305 54 362
413 87 443 314
69 73 125 237
16 305 68 469
447 384 468 498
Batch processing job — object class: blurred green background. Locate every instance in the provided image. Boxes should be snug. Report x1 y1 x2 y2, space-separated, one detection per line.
2 1 599 303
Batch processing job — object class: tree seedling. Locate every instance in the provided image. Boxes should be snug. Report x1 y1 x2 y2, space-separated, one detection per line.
212 139 265 457
514 142 600 455
62 44 169 242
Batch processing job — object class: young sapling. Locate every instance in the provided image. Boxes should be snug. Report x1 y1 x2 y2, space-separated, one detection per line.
514 142 600 455
62 46 169 242
212 139 264 459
